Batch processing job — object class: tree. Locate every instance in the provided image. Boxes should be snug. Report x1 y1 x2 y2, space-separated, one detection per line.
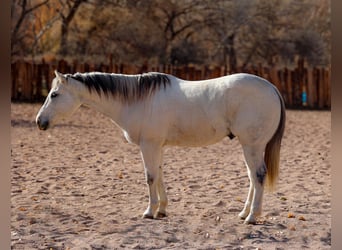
11 0 330 68
56 0 87 56
235 0 330 67
141 0 207 63
203 0 253 71
11 0 50 56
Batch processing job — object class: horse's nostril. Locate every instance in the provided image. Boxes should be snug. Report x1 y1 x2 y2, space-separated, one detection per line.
37 117 49 130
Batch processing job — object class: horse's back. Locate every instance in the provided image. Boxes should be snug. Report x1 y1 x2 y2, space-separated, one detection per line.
142 73 282 147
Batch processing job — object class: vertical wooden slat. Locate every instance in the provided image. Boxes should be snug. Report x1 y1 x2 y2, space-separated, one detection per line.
109 54 113 72
269 66 280 91
313 68 319 108
317 68 324 109
307 68 315 108
16 61 24 100
41 58 50 97
36 62 42 101
286 68 293 108
325 69 331 108
21 62 33 101
11 62 18 100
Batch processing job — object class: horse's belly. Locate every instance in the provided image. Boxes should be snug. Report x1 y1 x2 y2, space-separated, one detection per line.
164 124 227 147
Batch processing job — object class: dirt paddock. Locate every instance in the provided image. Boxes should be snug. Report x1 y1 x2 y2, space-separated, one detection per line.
11 103 331 249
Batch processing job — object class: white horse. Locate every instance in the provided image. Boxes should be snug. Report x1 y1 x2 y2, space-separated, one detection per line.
36 70 285 224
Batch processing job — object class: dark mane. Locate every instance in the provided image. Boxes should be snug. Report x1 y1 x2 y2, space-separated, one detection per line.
67 72 171 103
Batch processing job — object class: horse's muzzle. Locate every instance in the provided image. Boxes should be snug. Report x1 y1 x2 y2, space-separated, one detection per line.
36 116 49 130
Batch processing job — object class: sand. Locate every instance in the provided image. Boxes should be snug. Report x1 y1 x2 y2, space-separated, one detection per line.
11 103 331 249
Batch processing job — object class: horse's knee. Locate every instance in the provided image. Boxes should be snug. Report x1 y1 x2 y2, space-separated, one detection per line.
256 164 267 186
146 172 155 185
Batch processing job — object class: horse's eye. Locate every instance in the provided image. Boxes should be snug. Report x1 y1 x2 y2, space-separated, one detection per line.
51 92 58 98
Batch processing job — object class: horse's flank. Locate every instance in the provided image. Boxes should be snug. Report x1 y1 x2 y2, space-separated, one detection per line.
67 72 171 103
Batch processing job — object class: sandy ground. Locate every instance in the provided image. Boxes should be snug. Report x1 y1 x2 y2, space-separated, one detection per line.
11 103 331 249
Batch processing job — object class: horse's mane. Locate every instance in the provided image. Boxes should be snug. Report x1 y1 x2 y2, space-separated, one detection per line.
66 72 171 103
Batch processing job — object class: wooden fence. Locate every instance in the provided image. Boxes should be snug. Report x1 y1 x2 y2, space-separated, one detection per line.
11 58 330 109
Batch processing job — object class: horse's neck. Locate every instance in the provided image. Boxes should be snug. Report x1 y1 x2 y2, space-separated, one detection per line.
80 90 124 122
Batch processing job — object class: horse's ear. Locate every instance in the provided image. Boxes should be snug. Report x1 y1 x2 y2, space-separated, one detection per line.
54 70 67 84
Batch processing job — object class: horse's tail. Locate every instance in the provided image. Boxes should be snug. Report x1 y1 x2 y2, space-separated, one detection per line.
265 88 286 191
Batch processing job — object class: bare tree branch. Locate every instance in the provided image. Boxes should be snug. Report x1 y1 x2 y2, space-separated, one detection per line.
11 0 49 43
11 0 50 56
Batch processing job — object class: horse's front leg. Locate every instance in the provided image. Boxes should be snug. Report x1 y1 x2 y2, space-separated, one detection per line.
156 166 168 218
140 141 164 219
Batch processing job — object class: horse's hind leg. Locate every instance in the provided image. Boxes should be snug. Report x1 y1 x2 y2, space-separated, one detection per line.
238 171 254 220
240 144 266 224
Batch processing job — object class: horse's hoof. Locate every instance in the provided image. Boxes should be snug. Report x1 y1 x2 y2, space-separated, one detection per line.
142 214 154 219
238 211 248 220
244 219 257 225
244 215 257 225
238 215 246 220
155 212 167 219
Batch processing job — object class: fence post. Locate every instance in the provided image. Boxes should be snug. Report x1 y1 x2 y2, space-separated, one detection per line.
318 68 325 109
285 68 293 108
11 62 18 100
57 59 69 73
269 66 280 92
22 61 33 101
325 68 331 108
307 67 315 108
41 58 50 97
109 54 113 72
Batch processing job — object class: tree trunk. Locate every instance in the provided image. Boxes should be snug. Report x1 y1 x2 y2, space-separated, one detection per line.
59 0 86 56
227 34 237 74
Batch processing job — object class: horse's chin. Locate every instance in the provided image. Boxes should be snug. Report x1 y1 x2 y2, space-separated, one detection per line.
38 125 49 131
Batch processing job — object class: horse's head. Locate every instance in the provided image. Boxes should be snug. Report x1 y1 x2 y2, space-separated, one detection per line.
36 70 82 130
